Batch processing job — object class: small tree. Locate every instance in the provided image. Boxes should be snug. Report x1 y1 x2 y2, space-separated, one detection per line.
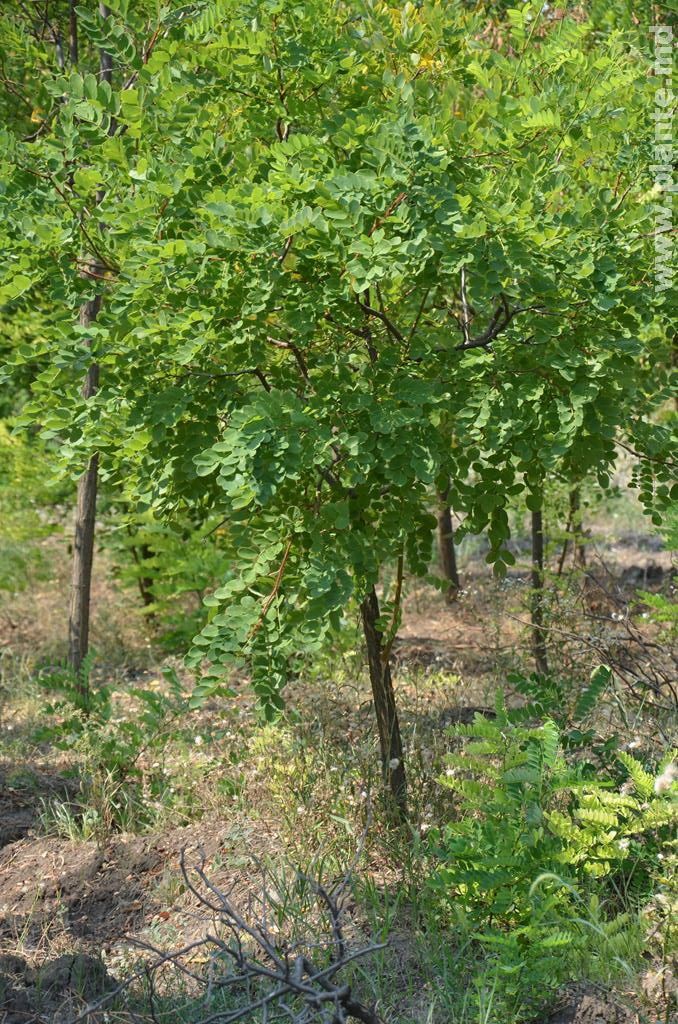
1 1 673 810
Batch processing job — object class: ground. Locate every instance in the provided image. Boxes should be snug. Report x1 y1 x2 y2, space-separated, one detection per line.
0 497 675 1023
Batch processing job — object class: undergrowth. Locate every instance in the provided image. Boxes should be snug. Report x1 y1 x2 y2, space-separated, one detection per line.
0 568 674 1023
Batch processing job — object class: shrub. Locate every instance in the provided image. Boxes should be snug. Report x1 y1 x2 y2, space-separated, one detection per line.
429 694 676 1021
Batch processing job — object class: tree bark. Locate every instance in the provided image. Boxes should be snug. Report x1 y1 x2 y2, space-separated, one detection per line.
530 507 549 676
68 294 101 690
360 587 407 819
68 0 78 65
99 4 113 80
570 487 586 569
437 490 459 601
130 540 156 618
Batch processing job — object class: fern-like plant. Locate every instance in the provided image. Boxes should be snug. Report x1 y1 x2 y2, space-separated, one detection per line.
429 698 676 1021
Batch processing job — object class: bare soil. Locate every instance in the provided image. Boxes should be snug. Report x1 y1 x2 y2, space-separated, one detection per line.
544 985 636 1024
0 819 278 953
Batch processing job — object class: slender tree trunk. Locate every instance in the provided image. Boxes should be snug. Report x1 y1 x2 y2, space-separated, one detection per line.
68 295 101 688
437 489 459 601
556 493 573 577
130 541 156 617
360 587 407 819
558 487 587 578
66 8 112 691
55 29 65 70
99 4 113 78
531 507 549 676
68 0 78 65
570 487 586 569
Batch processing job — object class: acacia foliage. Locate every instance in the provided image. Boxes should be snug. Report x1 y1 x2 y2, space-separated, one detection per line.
0 1 675 708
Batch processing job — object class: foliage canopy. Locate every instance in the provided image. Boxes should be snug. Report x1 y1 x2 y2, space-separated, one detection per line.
1 0 674 708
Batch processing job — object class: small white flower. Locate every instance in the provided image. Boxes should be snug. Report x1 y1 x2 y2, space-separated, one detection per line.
628 737 641 750
194 735 203 746
618 838 630 851
296 805 306 815
654 762 677 795
389 758 400 770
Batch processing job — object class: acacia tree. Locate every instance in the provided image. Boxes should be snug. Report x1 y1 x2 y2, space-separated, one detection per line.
1 1 674 811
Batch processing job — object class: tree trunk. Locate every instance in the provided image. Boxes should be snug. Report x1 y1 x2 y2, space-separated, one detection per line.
360 587 407 819
68 0 78 65
437 490 459 601
68 295 101 690
99 4 113 79
130 541 156 618
570 487 586 569
531 507 549 676
66 7 112 694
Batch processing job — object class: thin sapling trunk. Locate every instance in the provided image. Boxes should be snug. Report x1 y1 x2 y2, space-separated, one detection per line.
66 8 112 692
531 507 549 676
360 586 407 820
437 488 459 601
570 487 587 569
67 293 101 692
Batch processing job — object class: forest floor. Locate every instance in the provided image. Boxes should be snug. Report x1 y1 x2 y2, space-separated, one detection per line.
0 501 675 1024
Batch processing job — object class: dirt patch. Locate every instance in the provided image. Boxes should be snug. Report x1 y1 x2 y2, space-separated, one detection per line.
0 951 115 1023
0 764 75 850
544 985 636 1024
0 818 277 954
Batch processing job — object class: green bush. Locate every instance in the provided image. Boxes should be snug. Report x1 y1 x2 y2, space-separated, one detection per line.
429 695 676 1021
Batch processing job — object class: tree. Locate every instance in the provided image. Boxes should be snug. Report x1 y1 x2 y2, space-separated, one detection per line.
1 0 674 809
67 3 114 688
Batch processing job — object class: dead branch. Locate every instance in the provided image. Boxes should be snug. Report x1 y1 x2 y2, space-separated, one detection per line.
69 839 385 1024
